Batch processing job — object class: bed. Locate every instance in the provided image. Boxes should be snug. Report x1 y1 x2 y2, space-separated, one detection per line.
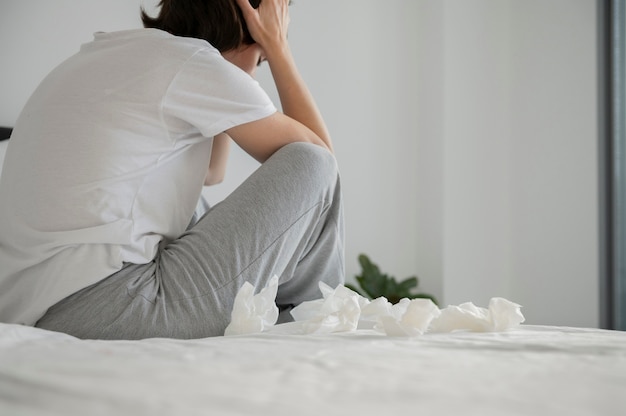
1 280 626 416
1 322 625 416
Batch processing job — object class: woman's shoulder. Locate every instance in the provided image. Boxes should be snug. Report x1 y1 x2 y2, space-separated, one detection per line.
88 28 219 57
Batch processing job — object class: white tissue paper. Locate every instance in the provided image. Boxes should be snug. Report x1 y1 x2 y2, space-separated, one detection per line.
377 298 441 337
288 283 361 334
225 278 525 337
224 275 279 336
429 297 525 333
488 297 526 331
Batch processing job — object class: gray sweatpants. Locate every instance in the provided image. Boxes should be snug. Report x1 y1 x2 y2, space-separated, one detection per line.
35 142 345 339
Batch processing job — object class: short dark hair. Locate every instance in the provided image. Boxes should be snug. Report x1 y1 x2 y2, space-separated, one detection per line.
141 0 261 52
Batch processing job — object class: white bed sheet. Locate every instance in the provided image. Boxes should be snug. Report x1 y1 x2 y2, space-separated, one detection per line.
1 323 625 416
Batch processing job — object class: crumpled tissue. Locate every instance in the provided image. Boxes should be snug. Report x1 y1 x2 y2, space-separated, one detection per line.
224 275 279 336
429 297 525 333
375 298 442 336
288 283 362 334
225 279 525 337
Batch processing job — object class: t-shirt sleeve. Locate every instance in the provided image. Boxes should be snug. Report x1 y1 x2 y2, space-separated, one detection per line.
162 48 277 138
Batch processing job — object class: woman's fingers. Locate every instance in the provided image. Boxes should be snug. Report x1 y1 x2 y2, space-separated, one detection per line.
235 0 256 16
235 0 290 48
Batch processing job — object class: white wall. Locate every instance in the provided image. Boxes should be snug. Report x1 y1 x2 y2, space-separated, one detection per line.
0 0 601 327
507 1 599 327
416 0 600 327
441 0 515 310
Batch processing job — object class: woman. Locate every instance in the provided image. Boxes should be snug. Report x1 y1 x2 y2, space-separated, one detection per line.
0 0 344 339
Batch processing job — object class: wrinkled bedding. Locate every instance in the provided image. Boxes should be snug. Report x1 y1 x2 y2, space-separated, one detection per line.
1 323 625 416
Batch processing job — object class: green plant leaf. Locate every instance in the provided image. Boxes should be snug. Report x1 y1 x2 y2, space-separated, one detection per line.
355 254 387 299
351 253 438 306
397 277 418 293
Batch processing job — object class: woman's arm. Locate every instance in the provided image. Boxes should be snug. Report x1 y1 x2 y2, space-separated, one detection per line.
204 133 231 186
263 42 332 153
227 0 333 162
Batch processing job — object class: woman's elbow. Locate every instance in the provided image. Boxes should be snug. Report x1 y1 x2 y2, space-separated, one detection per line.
204 170 226 186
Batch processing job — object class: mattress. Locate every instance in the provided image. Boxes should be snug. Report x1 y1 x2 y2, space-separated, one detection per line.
1 323 624 416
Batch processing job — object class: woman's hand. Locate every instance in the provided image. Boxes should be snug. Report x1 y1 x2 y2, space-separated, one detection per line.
227 0 334 160
235 0 290 54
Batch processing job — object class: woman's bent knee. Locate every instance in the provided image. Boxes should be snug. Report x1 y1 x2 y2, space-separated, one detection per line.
273 142 338 188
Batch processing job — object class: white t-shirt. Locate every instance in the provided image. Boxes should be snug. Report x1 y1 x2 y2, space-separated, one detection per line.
0 29 276 325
